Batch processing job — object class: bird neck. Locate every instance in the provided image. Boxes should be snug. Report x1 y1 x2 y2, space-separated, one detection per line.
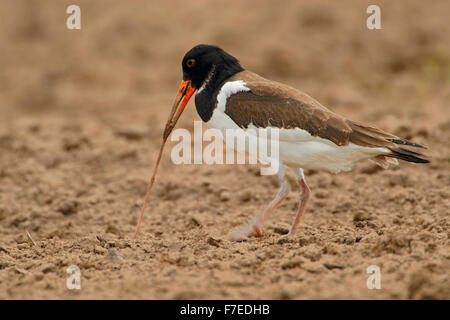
195 66 244 122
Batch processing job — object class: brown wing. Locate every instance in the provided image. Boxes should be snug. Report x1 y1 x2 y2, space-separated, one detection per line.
224 70 429 163
225 90 353 146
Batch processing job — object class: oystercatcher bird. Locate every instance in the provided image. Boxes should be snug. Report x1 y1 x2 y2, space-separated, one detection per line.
135 44 429 241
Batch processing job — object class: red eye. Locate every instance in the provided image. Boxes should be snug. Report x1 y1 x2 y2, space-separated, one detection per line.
186 59 196 68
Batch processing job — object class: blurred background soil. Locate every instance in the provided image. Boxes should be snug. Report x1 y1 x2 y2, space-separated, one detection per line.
0 0 449 299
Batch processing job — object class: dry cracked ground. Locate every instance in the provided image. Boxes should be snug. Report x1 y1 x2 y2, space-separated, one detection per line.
0 0 449 299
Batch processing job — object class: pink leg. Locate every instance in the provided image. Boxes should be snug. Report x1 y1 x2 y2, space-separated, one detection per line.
287 169 311 236
228 167 290 241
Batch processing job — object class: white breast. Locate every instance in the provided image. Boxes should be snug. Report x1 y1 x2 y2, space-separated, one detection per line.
207 80 250 130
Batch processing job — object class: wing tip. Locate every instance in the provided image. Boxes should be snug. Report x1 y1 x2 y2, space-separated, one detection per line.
387 138 427 149
387 148 430 164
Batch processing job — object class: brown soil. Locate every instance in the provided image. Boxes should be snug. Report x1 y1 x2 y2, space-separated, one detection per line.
0 0 449 299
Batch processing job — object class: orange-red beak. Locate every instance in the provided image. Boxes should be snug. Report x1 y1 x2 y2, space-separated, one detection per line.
163 80 196 141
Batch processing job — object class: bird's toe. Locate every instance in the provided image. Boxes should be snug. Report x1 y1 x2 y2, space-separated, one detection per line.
228 220 261 241
286 230 297 237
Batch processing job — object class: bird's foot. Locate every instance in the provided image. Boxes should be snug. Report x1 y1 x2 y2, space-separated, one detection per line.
285 229 297 237
253 225 262 237
228 219 262 242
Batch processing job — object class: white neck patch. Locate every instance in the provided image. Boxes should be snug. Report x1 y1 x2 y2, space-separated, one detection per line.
197 65 216 94
216 80 250 112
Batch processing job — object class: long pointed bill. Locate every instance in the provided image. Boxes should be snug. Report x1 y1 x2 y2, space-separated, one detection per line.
133 80 196 239
163 80 196 140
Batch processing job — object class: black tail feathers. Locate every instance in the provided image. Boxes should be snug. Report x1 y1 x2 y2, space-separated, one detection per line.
387 139 430 164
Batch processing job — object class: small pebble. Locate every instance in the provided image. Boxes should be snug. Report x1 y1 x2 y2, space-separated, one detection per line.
238 189 252 202
219 191 231 202
207 237 221 247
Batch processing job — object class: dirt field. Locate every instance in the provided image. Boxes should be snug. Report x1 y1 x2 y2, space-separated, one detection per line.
0 0 449 299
